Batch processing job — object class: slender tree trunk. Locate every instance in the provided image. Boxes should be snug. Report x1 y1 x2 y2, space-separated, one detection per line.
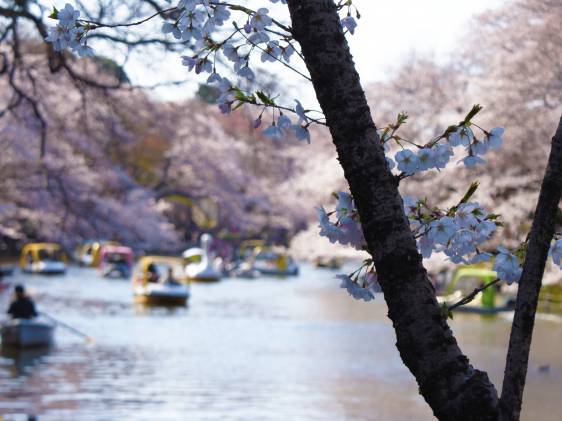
500 116 562 420
286 1 499 419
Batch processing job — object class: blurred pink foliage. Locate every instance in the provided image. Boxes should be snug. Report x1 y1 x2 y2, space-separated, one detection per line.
0 42 308 250
1 0 559 260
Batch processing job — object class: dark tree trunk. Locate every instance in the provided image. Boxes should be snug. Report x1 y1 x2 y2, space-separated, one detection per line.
500 116 562 420
286 1 499 419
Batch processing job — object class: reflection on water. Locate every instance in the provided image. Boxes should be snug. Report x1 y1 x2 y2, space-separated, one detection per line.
1 346 52 377
0 265 561 420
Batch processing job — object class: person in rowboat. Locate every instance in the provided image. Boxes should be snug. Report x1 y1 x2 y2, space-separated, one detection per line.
7 284 38 319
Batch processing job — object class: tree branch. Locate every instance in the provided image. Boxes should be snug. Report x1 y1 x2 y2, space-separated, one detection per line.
500 115 562 420
80 7 177 29
448 278 502 313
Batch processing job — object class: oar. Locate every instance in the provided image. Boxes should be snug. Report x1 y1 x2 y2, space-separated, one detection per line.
39 312 94 344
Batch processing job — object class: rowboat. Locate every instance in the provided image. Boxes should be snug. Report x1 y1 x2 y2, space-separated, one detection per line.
1 319 55 348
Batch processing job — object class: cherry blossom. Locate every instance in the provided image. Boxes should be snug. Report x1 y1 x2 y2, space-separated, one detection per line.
250 8 273 31
428 217 457 245
395 149 419 175
493 247 522 284
549 239 562 267
341 16 358 35
338 274 375 301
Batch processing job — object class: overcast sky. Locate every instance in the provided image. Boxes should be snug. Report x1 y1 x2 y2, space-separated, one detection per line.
114 0 505 102
347 0 504 79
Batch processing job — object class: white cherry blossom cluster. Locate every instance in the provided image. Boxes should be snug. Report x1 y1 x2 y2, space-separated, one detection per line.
45 1 361 144
403 195 499 264
318 193 382 302
549 238 562 270
404 191 522 284
320 183 525 300
493 246 522 285
337 271 381 302
317 192 366 251
207 80 313 142
45 3 93 57
387 124 505 174
260 101 311 143
403 196 522 284
173 3 287 81
328 185 555 300
161 0 320 142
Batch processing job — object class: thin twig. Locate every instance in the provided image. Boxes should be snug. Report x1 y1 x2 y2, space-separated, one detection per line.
251 101 326 126
235 25 311 82
448 278 501 312
79 7 177 29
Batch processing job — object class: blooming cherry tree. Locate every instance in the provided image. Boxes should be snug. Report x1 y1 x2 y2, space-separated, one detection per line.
38 0 562 419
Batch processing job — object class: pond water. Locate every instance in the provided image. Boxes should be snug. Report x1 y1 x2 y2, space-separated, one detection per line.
0 264 561 420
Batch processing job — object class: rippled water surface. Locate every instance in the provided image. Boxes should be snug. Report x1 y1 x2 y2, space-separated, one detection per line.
1 264 562 420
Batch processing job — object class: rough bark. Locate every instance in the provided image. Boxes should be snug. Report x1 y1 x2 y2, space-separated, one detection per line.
286 1 499 419
500 116 562 420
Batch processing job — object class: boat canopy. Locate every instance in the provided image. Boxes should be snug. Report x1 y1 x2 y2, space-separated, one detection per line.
100 245 134 265
136 256 188 284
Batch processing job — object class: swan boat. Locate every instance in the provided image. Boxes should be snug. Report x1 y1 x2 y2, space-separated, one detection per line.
183 234 222 282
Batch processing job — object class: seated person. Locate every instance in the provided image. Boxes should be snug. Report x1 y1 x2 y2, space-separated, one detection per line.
146 263 160 283
7 285 38 319
162 268 180 285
